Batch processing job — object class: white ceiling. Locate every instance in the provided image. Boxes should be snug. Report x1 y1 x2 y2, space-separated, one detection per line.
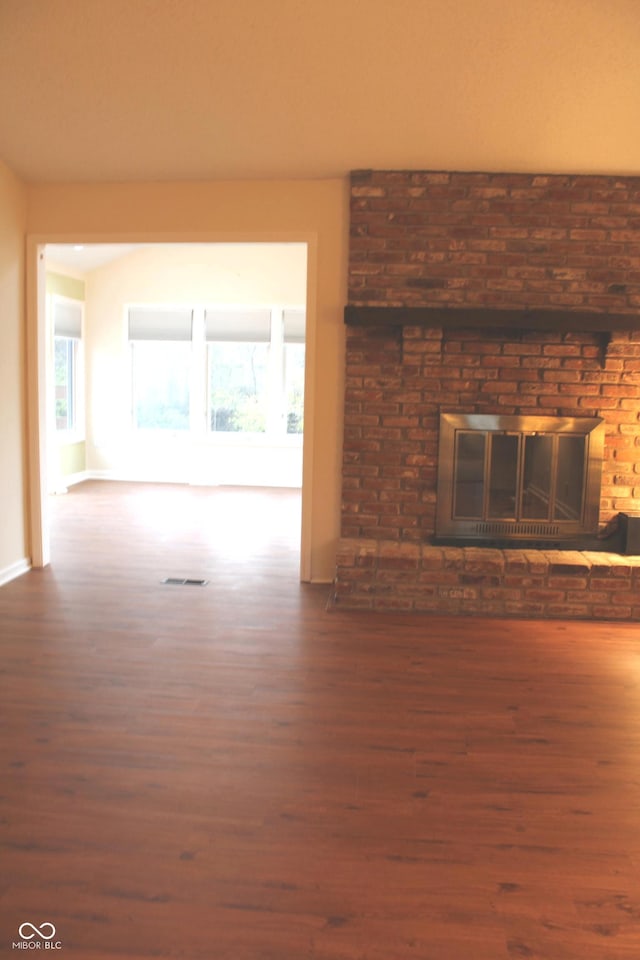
45 241 308 275
1 0 640 184
46 243 145 272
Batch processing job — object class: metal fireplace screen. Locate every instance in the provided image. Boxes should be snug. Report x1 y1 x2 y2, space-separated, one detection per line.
435 413 605 541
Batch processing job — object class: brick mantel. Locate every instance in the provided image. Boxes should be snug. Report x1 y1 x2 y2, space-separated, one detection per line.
344 305 640 333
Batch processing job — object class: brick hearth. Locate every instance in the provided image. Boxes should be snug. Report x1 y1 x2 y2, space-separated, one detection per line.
335 170 640 619
335 540 640 618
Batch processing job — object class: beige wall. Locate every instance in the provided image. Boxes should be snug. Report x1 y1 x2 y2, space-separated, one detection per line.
28 179 349 581
46 270 85 302
87 242 307 304
0 159 28 580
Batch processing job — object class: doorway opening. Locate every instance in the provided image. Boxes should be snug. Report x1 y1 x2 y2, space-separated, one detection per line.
40 242 309 574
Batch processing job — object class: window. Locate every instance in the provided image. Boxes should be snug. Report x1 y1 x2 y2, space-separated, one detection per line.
283 309 305 435
52 298 83 435
206 309 271 434
127 304 305 438
131 341 192 430
208 342 269 432
129 308 193 431
206 308 305 437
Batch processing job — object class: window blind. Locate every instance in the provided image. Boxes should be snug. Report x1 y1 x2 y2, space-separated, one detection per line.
53 300 82 339
128 307 193 341
283 308 305 344
205 309 272 343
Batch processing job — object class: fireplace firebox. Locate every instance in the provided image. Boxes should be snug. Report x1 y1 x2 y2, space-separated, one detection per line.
435 413 605 543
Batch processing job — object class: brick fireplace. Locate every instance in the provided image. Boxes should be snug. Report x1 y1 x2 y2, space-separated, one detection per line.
334 170 640 619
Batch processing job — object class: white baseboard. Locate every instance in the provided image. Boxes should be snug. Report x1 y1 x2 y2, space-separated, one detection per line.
87 469 190 484
0 557 31 587
63 470 301 490
86 470 300 488
51 470 91 493
64 470 91 487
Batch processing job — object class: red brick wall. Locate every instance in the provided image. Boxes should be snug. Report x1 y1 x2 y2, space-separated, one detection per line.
349 170 640 311
343 170 640 543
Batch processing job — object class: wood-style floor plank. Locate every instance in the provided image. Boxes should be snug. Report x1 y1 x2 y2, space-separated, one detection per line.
1 481 640 958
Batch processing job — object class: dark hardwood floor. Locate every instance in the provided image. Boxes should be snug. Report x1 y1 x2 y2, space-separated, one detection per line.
1 480 640 959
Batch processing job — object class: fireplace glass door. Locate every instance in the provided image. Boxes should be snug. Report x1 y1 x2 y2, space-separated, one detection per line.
437 414 604 541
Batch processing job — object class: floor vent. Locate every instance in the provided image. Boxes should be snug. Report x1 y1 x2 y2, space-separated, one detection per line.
161 577 208 586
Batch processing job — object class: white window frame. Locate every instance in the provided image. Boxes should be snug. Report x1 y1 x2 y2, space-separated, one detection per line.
128 305 194 434
205 305 305 443
51 294 85 443
125 303 305 444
